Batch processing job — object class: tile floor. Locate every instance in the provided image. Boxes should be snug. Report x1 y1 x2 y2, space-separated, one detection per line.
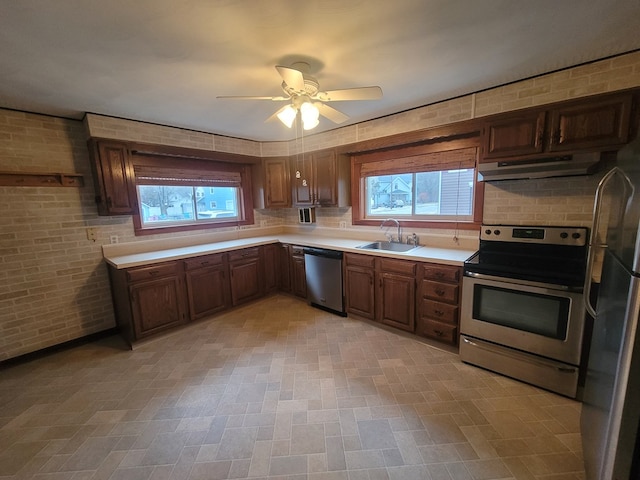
0 295 586 480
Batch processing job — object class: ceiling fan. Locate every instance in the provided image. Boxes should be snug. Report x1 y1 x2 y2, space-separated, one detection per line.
217 62 383 131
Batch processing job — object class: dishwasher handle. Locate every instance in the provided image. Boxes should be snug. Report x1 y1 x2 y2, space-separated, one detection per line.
303 247 343 260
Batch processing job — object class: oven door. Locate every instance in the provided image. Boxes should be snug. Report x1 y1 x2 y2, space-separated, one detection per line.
461 273 585 366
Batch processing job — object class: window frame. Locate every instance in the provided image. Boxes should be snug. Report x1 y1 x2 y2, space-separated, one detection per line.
130 153 254 236
351 137 484 230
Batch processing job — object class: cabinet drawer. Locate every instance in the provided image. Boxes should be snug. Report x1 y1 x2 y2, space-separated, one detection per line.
419 319 457 345
419 298 458 324
345 253 375 268
421 264 460 283
126 262 180 283
421 280 459 304
379 258 416 276
184 254 225 270
228 247 260 262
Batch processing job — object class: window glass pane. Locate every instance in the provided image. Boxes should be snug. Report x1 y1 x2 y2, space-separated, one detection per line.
138 185 239 226
365 174 413 217
365 169 474 219
196 186 238 219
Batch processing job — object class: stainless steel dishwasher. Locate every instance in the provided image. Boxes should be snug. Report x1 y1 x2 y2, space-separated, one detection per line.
303 247 346 316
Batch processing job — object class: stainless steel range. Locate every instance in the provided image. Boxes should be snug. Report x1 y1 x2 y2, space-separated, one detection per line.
460 225 588 398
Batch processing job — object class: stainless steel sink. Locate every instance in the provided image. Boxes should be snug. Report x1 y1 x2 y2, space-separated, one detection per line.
356 241 418 253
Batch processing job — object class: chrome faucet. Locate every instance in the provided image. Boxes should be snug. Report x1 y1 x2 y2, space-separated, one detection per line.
380 218 401 243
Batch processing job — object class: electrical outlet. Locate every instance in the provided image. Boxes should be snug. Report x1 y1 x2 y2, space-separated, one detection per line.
260 220 267 227
339 221 347 229
86 228 97 242
110 235 119 244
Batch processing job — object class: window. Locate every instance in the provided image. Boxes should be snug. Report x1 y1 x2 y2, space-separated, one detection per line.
352 141 483 229
365 169 475 220
131 156 254 235
137 185 239 226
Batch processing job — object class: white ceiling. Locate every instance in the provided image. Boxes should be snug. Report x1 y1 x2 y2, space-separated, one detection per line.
1 0 639 142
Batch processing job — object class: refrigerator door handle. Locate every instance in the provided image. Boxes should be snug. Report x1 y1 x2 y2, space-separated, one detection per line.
584 167 623 317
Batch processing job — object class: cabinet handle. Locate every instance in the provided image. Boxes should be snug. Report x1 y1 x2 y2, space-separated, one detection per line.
434 329 444 336
149 270 159 276
434 309 444 316
435 272 444 279
435 288 445 296
537 130 544 147
200 261 210 267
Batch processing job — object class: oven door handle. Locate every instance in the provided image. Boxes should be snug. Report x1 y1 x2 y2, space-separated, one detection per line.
464 271 577 291
583 167 632 317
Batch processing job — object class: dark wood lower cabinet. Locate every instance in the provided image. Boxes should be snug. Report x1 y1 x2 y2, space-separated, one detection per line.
229 248 263 306
184 254 229 320
108 260 188 344
290 246 307 298
344 253 375 320
415 263 461 347
376 258 416 332
108 243 462 349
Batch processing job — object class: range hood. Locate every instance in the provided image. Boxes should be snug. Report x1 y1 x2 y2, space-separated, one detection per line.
477 152 602 182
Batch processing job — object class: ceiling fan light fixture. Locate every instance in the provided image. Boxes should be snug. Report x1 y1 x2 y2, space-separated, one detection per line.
276 105 297 128
300 101 319 130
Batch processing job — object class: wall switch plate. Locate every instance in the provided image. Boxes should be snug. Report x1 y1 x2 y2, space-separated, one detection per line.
339 221 347 229
260 220 267 227
109 235 119 244
86 228 97 242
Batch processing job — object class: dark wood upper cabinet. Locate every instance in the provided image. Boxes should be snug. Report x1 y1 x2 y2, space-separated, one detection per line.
263 157 291 208
547 93 632 152
292 148 350 207
482 111 546 160
480 91 634 163
89 140 136 215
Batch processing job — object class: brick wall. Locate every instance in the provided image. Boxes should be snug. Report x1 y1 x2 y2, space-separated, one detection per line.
0 111 118 360
2 52 639 360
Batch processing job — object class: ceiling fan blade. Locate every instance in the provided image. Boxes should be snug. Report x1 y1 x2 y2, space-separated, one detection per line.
315 86 383 102
265 105 290 123
275 65 305 92
316 103 349 124
217 95 289 101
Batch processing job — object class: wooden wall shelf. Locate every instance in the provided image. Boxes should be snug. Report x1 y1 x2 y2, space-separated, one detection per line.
0 172 84 187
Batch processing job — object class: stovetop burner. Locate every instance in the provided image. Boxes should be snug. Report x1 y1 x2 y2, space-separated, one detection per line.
464 225 589 288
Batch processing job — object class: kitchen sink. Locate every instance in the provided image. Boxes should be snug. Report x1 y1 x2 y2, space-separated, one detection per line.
356 241 418 253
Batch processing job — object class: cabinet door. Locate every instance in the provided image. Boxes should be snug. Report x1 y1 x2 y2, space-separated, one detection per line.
229 258 262 306
130 276 186 338
278 244 292 292
377 272 415 332
345 266 375 319
482 111 546 160
292 156 314 206
291 250 307 298
91 141 136 215
547 94 632 152
313 149 338 206
262 244 279 293
185 264 229 320
264 157 291 208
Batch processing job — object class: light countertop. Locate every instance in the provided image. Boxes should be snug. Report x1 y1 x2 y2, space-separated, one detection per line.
104 233 476 269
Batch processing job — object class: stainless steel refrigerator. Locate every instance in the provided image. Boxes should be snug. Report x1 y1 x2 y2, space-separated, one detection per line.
582 134 640 480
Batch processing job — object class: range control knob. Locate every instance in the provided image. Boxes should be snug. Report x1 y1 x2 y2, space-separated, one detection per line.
572 232 581 239
493 229 501 236
560 232 568 239
485 229 492 235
